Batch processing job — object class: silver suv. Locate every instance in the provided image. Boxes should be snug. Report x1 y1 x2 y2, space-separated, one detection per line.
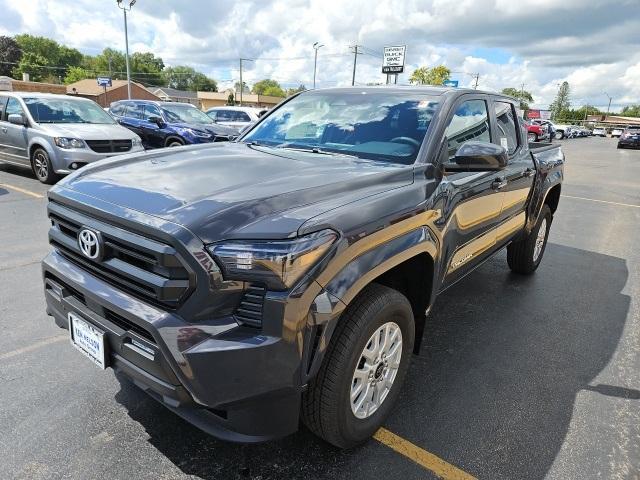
0 92 144 184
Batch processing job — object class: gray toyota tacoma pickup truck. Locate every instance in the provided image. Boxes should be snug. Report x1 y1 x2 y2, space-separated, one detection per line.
42 86 564 448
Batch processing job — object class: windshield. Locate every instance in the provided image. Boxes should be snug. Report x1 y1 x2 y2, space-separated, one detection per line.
161 104 214 124
24 97 115 124
242 91 440 164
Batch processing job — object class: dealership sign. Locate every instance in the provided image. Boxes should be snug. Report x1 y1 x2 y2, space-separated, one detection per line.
443 80 459 87
527 109 551 120
97 77 112 87
382 46 406 74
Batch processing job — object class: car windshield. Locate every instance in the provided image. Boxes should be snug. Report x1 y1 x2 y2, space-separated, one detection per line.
161 104 214 124
242 91 440 164
24 97 116 124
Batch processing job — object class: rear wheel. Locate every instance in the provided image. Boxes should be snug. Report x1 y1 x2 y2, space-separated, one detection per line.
507 205 552 274
31 148 60 184
527 132 537 143
555 130 564 140
165 137 184 147
301 283 415 448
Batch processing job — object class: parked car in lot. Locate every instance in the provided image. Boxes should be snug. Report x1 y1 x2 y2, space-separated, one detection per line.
0 92 143 184
205 106 264 132
525 120 548 142
42 87 564 448
611 128 624 138
592 127 606 137
617 126 640 148
109 100 238 149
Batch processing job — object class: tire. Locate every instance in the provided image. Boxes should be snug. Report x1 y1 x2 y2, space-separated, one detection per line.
507 205 552 274
527 132 537 143
31 147 60 184
555 130 564 140
165 137 184 147
301 283 415 449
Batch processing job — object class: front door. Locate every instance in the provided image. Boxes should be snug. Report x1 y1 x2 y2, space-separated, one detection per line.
436 97 507 290
0 97 30 166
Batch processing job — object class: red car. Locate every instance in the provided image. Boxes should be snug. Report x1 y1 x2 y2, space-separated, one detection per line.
525 121 548 142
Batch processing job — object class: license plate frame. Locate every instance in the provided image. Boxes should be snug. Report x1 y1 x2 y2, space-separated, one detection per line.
68 312 107 369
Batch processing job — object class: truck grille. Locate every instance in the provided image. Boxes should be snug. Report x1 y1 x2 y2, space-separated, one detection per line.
47 201 192 308
85 139 132 153
234 285 266 328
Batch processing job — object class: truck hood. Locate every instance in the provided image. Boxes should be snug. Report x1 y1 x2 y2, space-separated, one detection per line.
38 123 139 140
57 142 414 243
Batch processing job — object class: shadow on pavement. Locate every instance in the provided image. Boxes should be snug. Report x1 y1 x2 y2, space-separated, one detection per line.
0 163 36 181
115 242 630 480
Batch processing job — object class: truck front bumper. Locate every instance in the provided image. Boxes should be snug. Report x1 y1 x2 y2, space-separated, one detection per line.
42 249 301 443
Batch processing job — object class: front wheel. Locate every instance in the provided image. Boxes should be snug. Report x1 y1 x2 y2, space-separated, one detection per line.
527 132 537 143
31 148 60 184
555 130 564 140
301 283 415 449
507 205 552 274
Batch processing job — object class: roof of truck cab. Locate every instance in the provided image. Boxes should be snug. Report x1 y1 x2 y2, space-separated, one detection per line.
308 85 503 96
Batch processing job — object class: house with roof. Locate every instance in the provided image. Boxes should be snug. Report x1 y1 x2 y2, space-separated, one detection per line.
146 87 199 106
66 79 160 107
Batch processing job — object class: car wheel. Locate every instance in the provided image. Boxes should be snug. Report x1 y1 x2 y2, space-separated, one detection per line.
31 148 60 185
301 283 415 449
507 205 552 275
527 132 537 143
555 130 564 140
166 138 184 147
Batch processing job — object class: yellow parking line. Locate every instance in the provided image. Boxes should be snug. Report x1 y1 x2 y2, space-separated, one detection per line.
0 183 44 199
374 427 477 480
0 335 67 361
561 194 640 209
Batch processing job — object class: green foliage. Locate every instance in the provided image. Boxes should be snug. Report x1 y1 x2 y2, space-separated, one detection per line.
64 66 90 84
550 81 571 120
555 105 604 122
501 87 534 111
286 84 306 96
0 36 23 77
621 105 640 117
252 79 285 97
130 52 164 86
227 92 235 105
12 34 82 81
409 65 451 86
163 65 217 92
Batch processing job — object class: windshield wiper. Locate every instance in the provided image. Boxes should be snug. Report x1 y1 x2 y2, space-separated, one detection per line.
275 143 359 159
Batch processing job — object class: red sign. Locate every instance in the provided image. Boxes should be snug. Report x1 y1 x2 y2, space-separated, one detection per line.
527 109 541 119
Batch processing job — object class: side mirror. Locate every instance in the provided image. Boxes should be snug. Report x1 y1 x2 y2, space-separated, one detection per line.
8 114 27 126
446 141 508 172
148 116 165 127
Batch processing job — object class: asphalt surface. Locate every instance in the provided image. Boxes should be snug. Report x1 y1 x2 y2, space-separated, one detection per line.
0 137 638 480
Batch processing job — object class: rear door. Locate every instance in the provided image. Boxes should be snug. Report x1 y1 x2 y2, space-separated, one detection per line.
438 96 507 289
490 99 535 244
0 97 30 166
141 104 166 148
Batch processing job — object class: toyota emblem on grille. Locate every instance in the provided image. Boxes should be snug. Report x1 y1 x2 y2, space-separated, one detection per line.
78 228 102 260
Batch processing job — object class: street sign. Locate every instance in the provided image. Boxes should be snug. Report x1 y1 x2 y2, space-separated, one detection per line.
382 46 406 74
443 80 459 87
97 77 112 87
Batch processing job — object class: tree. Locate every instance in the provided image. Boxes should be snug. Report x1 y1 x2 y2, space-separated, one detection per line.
234 81 249 94
550 81 571 120
0 36 22 77
13 34 82 81
252 79 285 97
163 65 217 92
130 52 164 86
226 92 235 105
64 66 90 84
286 84 306 96
501 87 534 111
409 65 451 86
621 105 640 117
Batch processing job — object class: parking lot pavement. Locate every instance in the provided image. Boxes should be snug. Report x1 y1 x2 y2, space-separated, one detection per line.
0 137 638 480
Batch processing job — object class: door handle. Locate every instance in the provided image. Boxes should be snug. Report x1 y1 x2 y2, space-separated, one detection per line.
491 178 508 190
1 127 7 134
523 168 535 177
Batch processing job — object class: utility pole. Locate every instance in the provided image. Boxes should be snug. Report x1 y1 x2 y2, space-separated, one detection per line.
312 42 324 89
473 73 479 89
116 0 136 99
239 58 253 106
351 45 361 86
604 92 612 119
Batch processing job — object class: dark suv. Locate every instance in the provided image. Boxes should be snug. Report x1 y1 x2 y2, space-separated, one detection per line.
110 100 237 149
617 126 640 149
43 87 563 448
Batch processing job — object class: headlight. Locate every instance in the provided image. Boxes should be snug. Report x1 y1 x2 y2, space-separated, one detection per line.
186 128 212 138
54 137 85 149
131 137 143 147
208 229 337 290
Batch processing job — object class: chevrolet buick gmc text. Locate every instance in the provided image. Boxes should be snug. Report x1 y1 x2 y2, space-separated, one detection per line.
42 87 564 448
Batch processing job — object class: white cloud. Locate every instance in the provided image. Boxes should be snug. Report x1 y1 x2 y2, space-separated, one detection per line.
1 0 639 111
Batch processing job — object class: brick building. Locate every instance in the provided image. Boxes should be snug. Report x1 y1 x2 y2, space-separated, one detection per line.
66 79 160 107
0 76 66 94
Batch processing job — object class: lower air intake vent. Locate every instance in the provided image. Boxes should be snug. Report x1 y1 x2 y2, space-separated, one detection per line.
234 285 266 328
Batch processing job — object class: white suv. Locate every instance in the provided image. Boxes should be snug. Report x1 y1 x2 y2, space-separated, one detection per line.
206 106 264 132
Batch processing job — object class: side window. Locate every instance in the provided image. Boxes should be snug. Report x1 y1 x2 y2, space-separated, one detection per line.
110 103 125 116
125 103 145 120
217 110 234 121
234 111 251 122
207 110 218 120
494 101 519 154
144 104 162 121
5 97 25 118
444 99 490 160
0 96 7 120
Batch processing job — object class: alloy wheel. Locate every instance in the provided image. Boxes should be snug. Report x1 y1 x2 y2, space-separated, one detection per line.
34 152 49 180
533 218 547 262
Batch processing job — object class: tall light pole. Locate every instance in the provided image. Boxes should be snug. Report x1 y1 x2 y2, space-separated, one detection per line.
117 0 136 100
239 58 253 106
604 92 612 118
312 42 324 89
